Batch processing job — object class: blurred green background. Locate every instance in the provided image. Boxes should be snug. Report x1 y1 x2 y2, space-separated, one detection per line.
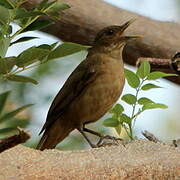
0 0 180 150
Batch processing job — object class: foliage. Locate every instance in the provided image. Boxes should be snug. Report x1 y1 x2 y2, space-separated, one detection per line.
103 61 177 139
0 0 89 85
0 91 32 136
0 0 89 138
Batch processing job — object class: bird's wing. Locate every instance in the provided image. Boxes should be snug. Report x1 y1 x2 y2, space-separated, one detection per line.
39 58 98 134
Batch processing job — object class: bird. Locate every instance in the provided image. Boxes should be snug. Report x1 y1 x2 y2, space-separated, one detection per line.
37 20 139 150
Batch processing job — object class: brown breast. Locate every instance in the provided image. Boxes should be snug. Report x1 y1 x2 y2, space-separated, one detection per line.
67 54 125 127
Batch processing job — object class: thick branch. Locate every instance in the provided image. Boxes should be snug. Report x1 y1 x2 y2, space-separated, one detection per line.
1 142 180 179
25 0 180 85
0 128 30 153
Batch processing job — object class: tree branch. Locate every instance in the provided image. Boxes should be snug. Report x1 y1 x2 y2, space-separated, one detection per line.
0 128 30 153
24 0 180 85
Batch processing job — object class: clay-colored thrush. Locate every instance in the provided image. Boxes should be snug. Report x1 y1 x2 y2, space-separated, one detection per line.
37 20 138 150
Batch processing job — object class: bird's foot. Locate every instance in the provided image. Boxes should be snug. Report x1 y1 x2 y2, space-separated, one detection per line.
90 143 98 148
96 135 124 147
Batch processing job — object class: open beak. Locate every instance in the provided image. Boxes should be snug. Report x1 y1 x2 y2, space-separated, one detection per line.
118 19 142 40
123 35 142 40
119 19 136 32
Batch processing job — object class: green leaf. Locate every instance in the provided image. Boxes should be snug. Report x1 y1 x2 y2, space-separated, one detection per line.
6 75 38 84
10 37 39 46
0 24 12 37
0 127 16 134
14 9 45 19
121 94 137 105
13 8 28 27
103 118 119 127
0 0 25 9
0 91 11 115
0 104 33 122
138 97 154 105
50 42 58 49
48 42 90 60
136 61 150 78
37 42 58 51
23 20 54 32
147 72 177 80
37 0 56 10
109 104 124 114
0 0 14 9
0 38 10 57
0 56 16 74
48 2 70 12
37 44 51 50
0 5 10 25
120 114 131 124
124 68 140 88
47 2 70 13
37 0 48 9
46 2 70 19
142 103 168 111
141 83 161 90
6 118 30 128
16 46 50 67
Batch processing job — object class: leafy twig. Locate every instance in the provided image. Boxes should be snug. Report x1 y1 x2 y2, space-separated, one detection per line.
103 61 176 140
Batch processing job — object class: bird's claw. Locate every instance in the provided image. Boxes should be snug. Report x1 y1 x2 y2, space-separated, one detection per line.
91 144 99 148
96 135 123 147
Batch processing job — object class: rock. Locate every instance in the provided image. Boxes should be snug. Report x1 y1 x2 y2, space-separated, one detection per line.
0 139 180 180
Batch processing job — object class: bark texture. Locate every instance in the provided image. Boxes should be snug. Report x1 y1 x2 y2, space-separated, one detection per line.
24 0 180 85
0 128 30 153
0 140 180 180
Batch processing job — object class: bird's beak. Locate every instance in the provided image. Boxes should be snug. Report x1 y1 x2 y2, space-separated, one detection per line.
119 19 142 40
123 35 142 40
119 19 136 33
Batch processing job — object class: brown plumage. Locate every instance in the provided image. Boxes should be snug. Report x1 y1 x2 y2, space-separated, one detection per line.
37 20 138 150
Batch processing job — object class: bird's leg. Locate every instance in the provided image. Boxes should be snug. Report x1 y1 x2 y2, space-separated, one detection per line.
83 127 102 137
77 128 97 148
83 127 123 146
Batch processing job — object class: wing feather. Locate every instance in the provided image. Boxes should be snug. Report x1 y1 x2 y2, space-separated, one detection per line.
39 59 97 134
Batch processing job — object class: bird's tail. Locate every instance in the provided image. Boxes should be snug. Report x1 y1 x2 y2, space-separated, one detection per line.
36 119 73 151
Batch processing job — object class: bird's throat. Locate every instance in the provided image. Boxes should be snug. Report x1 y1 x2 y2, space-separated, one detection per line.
89 43 124 60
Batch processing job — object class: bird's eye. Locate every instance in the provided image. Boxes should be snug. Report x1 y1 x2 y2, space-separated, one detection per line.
105 29 114 36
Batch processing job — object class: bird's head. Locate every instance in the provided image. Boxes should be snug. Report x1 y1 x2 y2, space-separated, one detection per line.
94 19 140 50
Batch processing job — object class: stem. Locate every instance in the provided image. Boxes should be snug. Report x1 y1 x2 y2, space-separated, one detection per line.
123 124 133 140
128 124 133 140
10 66 19 74
131 85 141 118
7 62 43 77
11 2 55 40
132 109 143 119
6 0 15 9
129 79 146 138
11 63 41 75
